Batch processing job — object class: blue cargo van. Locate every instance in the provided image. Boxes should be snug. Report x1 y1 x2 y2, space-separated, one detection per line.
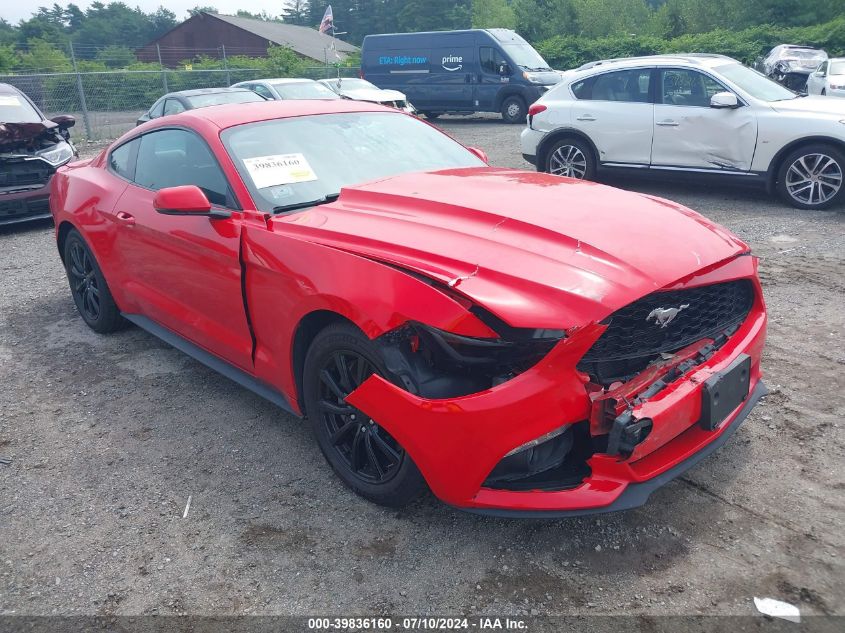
361 29 560 123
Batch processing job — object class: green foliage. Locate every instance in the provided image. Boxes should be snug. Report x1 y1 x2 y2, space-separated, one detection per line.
472 0 517 30
17 39 73 73
0 44 20 72
537 16 845 70
266 45 310 76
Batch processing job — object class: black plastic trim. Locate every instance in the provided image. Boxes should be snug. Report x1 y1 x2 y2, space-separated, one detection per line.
122 313 297 415
457 380 767 519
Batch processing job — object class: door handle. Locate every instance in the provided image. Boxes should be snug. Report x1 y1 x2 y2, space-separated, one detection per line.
656 120 679 127
116 211 136 225
576 115 596 121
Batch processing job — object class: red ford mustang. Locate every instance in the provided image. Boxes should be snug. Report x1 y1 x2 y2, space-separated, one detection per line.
50 100 767 516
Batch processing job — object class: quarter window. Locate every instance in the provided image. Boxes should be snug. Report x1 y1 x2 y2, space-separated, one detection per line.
133 129 233 208
661 69 728 107
149 99 165 119
573 69 651 102
251 84 275 100
163 99 186 116
108 139 138 180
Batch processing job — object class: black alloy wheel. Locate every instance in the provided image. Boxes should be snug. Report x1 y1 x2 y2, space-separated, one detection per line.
63 229 125 333
303 323 426 507
317 349 404 484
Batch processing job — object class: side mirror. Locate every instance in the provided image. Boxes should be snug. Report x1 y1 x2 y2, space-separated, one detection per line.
710 92 739 109
467 146 489 164
153 185 231 219
51 114 75 129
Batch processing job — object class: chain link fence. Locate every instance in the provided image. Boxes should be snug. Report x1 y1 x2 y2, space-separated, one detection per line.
0 66 361 141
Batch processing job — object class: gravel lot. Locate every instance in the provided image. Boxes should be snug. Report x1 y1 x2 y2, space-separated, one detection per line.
1 117 843 624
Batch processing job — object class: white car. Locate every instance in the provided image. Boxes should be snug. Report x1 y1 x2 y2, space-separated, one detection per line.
318 77 416 115
521 54 845 210
807 58 845 97
230 78 340 101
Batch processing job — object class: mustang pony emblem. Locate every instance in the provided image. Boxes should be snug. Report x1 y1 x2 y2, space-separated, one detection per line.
646 304 690 328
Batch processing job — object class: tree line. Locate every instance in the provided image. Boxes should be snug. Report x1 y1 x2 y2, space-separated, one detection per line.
0 0 843 74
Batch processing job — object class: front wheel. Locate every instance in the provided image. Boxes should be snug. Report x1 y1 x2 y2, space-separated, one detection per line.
544 137 596 180
303 323 426 507
501 96 526 124
776 144 844 210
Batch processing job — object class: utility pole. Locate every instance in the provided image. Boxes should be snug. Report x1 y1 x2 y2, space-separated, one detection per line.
156 44 168 93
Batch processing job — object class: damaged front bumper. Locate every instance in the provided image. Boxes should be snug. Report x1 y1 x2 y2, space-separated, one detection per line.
344 269 767 516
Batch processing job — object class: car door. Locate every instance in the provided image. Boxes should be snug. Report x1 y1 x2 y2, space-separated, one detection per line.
651 67 757 172
431 46 475 109
568 67 654 165
475 46 509 110
807 61 827 95
110 127 254 370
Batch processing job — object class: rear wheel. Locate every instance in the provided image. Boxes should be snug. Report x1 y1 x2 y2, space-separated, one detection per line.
501 96 526 124
303 323 426 507
776 144 844 210
63 230 125 333
544 137 596 180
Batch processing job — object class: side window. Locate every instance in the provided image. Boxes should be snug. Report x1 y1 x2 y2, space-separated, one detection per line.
108 139 138 180
149 99 165 119
163 99 186 116
480 47 506 75
571 77 594 100
661 69 728 107
133 129 233 208
251 84 274 100
589 69 651 102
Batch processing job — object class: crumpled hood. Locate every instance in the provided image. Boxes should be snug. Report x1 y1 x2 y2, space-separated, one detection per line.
0 120 59 152
274 168 749 328
770 95 845 116
341 87 407 103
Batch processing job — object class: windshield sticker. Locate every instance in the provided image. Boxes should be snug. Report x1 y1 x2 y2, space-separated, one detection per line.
243 153 317 189
0 95 22 107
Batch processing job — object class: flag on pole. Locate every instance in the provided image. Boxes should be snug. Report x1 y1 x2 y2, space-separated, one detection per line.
319 5 334 34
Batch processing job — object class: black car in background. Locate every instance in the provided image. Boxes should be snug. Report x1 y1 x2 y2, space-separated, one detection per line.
0 83 76 226
136 87 267 126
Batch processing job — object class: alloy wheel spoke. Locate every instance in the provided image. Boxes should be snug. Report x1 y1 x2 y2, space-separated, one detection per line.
330 419 357 445
334 354 353 392
320 369 347 400
363 434 384 478
350 428 364 472
320 399 355 416
371 432 400 463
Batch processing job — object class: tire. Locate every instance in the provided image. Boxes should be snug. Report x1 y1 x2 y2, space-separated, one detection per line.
543 137 596 181
500 96 526 124
420 112 440 120
63 230 125 333
303 323 426 507
821 89 826 96
776 143 845 210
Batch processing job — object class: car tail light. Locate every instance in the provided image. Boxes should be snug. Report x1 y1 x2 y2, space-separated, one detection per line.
528 104 547 117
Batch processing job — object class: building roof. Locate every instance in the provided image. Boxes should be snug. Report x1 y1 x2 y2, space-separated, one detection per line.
207 13 358 62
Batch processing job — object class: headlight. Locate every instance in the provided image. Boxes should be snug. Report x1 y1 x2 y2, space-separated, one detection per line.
38 141 73 166
522 71 543 84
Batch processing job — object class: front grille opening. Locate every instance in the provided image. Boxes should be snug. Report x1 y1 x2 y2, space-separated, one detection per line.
483 421 594 492
578 279 754 385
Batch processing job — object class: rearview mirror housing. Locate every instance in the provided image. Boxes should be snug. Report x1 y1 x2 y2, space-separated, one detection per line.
467 146 489 164
710 92 739 109
153 185 230 218
51 114 76 129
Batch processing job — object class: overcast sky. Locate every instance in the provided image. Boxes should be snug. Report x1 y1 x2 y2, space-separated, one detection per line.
4 1 291 25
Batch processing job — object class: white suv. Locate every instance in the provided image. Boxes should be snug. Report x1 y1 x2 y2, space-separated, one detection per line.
521 54 845 209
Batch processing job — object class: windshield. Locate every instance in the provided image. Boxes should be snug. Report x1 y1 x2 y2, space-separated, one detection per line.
502 44 552 71
272 82 340 100
830 61 845 75
333 78 377 91
223 112 485 213
0 91 42 123
186 91 265 108
714 63 797 101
